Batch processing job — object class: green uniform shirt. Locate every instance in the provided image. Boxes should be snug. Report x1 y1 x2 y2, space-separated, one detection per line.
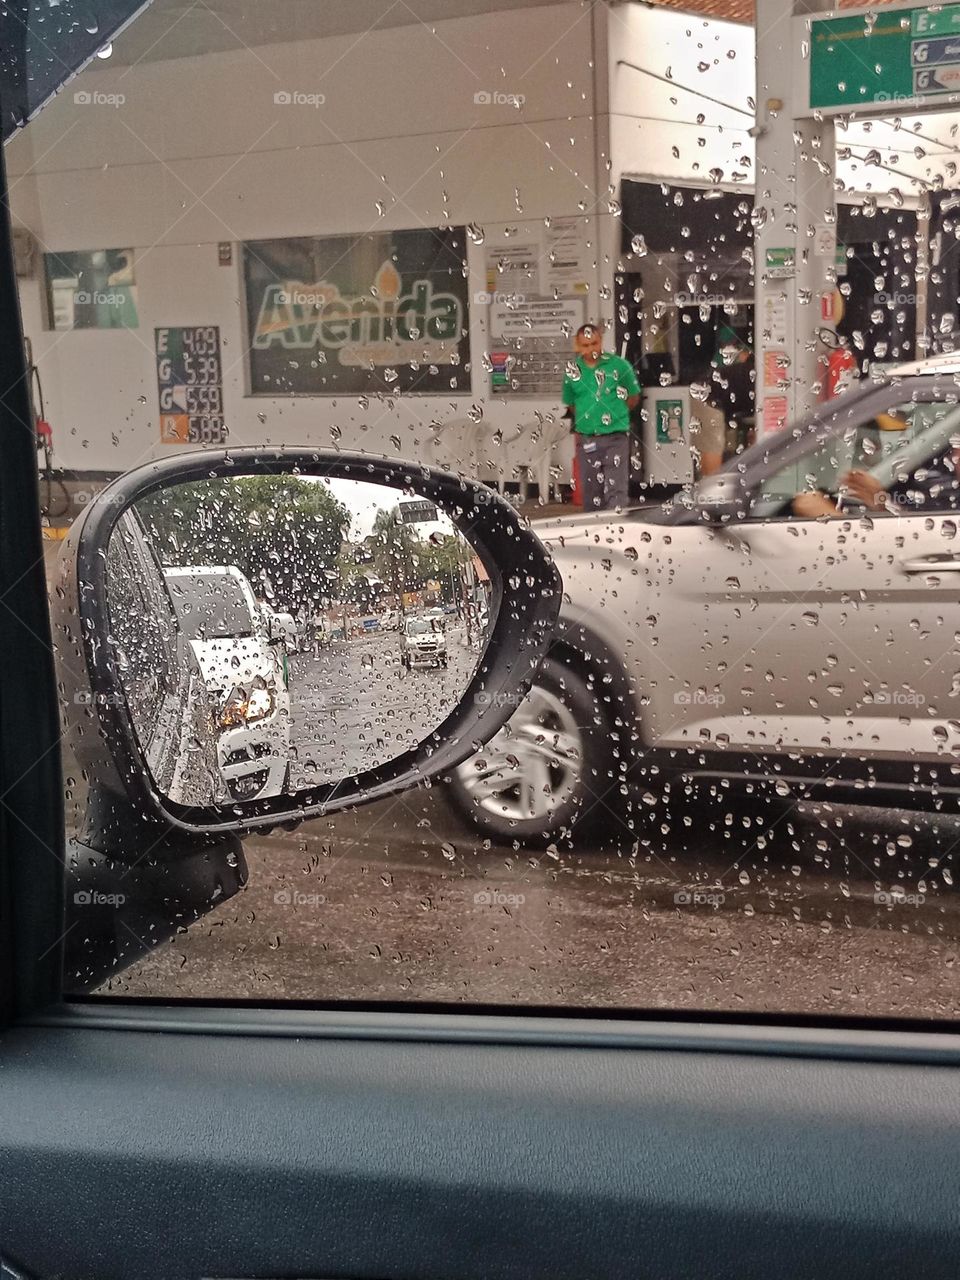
562 352 641 436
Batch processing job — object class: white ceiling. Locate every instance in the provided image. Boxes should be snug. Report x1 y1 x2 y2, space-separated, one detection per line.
105 0 566 65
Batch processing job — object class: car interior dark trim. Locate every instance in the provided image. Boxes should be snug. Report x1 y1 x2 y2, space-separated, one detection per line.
2 1020 960 1280
0 135 65 1019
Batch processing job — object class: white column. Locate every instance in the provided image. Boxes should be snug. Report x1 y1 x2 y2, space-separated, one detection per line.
754 0 837 431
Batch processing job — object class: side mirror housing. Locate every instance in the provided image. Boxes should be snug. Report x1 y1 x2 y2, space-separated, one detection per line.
692 471 749 524
55 449 562 840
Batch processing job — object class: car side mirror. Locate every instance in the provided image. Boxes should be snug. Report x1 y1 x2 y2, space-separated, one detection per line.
692 471 749 524
56 449 561 838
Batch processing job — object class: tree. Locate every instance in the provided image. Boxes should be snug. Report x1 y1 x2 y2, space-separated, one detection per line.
370 506 421 603
135 475 351 613
337 541 387 612
415 532 473 601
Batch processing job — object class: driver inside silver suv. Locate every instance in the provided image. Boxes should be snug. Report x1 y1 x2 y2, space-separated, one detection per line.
793 436 960 516
761 399 960 520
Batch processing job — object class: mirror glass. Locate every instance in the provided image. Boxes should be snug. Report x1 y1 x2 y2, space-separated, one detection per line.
104 473 495 807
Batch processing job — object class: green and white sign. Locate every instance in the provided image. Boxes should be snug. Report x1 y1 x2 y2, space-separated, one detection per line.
913 5 960 37
765 245 846 277
655 399 684 445
765 247 795 279
807 3 960 112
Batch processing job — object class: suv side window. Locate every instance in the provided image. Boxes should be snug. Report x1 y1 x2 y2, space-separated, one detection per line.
749 397 960 518
107 515 174 731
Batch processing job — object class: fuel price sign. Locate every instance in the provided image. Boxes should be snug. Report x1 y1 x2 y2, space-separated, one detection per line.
156 326 227 445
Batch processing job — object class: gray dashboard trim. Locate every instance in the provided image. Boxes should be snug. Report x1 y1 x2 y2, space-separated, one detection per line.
30 1002 960 1066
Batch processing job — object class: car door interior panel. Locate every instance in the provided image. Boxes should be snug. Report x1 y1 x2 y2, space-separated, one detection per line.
1 1014 960 1279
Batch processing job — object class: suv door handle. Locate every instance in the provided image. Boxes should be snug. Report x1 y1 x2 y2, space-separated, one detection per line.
900 553 960 572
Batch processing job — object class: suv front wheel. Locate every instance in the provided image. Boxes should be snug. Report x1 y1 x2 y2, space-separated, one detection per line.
447 654 619 844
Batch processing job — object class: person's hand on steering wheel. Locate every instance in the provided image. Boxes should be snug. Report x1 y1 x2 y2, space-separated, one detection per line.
839 469 888 511
791 472 889 519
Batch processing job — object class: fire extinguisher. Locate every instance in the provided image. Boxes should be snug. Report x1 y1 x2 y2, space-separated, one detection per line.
822 344 858 401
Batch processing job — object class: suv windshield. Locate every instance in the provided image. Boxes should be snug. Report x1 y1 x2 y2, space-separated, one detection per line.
165 572 256 640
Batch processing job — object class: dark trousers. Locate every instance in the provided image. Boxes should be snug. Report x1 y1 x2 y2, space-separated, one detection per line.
577 431 629 511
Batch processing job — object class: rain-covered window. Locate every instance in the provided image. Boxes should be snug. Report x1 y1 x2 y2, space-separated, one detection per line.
7 0 956 1020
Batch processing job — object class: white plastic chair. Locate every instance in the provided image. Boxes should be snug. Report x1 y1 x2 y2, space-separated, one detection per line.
483 421 530 499
426 416 569 505
423 419 489 480
528 416 571 505
485 418 570 504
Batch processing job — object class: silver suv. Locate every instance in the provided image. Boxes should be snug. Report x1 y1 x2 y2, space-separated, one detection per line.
450 355 960 842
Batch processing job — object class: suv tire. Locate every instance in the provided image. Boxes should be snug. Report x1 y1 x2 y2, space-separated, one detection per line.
447 654 620 845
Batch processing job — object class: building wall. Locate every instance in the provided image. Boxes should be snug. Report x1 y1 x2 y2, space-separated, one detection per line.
9 0 956 475
606 3 956 195
7 2 603 474
605 3 944 376
607 3 755 189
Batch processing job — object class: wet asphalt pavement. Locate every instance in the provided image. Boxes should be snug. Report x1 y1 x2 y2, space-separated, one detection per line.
46 529 960 1021
287 623 480 787
53 552 960 1021
107 780 960 1021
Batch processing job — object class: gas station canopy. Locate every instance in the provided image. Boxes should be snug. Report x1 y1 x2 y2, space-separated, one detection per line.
0 0 567 140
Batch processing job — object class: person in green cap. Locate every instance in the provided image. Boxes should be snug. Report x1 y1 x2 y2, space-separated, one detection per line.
562 323 641 511
696 326 754 476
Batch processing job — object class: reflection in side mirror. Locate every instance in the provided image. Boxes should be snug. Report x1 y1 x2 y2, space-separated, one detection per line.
692 472 749 524
58 449 560 842
106 474 496 809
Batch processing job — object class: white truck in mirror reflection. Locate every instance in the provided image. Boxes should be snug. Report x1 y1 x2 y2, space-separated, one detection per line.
164 566 291 801
400 615 448 670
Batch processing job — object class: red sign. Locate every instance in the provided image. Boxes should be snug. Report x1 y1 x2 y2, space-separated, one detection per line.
762 395 789 435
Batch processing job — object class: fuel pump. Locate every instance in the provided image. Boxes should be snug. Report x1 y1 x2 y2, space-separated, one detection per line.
27 337 69 519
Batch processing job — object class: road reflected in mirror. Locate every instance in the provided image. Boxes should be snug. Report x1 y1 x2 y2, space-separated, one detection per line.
105 474 493 808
